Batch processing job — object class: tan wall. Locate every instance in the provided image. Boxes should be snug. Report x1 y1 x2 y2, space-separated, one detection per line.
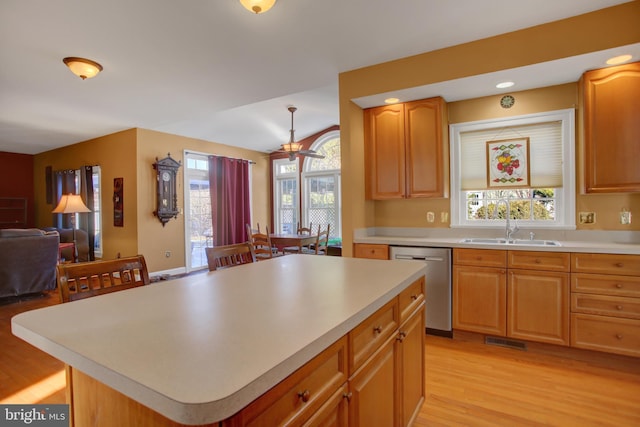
34 129 139 259
34 128 270 273
135 129 270 272
339 2 640 256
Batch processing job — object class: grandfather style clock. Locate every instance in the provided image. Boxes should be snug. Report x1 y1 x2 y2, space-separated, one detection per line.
153 153 181 226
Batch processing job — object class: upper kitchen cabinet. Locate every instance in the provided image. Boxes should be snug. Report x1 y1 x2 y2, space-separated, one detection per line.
583 61 640 193
364 97 448 200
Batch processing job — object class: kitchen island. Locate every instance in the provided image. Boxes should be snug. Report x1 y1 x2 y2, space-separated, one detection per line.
12 254 426 426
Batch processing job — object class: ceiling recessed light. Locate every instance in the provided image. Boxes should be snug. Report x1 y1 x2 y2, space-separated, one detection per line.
606 54 633 65
384 97 400 104
496 81 514 89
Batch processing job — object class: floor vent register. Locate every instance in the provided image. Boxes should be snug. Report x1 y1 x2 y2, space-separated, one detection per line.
485 336 527 351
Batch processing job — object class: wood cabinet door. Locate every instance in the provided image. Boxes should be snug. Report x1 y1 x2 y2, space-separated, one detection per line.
348 335 395 427
583 61 640 193
508 269 570 346
453 265 507 335
396 306 425 427
364 104 405 199
302 383 349 427
405 97 447 198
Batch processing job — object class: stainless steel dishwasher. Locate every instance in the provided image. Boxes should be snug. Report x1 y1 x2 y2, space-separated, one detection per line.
390 246 452 337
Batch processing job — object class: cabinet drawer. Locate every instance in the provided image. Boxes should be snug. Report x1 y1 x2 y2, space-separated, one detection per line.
453 248 507 268
236 336 348 427
399 276 425 324
572 293 640 320
349 298 398 374
571 273 640 298
508 251 570 272
354 243 389 260
571 253 640 276
571 313 640 358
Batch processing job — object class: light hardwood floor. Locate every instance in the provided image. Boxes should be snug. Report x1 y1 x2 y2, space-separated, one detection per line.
2 291 639 426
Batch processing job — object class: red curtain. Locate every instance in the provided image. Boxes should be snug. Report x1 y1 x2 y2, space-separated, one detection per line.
208 156 251 246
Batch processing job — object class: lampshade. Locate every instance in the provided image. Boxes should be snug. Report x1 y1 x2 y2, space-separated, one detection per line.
281 142 303 152
239 0 276 14
63 57 103 80
52 194 91 214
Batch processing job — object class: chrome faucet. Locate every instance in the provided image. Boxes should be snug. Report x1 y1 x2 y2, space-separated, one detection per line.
495 198 519 242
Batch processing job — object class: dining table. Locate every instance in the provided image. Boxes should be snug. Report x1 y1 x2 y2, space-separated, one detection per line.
269 232 317 254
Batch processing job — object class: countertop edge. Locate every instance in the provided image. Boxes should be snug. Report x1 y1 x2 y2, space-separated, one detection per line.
12 261 427 425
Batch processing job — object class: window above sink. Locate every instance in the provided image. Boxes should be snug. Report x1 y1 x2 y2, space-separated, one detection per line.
459 237 561 247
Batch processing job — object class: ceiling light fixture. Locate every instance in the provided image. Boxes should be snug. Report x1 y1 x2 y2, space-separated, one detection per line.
63 57 103 80
384 97 400 104
496 81 515 89
239 0 276 14
606 54 633 65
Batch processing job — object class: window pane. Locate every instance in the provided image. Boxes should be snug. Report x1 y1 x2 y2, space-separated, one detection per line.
465 188 556 222
277 178 297 234
189 179 212 269
307 176 337 238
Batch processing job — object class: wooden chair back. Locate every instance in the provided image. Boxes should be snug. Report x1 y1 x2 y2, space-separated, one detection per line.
314 224 331 255
297 222 313 235
57 255 150 303
246 224 275 260
205 242 256 271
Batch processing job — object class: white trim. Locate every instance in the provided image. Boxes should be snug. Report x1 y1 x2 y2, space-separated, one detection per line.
449 109 575 229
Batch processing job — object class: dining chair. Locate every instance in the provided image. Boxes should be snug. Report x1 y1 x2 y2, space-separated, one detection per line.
57 255 150 303
282 222 313 254
246 224 279 260
205 242 256 271
303 224 331 255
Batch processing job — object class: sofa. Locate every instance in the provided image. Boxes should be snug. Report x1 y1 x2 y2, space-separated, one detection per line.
0 228 59 298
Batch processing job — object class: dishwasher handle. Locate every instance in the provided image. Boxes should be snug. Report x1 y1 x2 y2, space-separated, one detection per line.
394 254 445 262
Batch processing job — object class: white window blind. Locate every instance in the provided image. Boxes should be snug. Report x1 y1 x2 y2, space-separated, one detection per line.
460 121 563 190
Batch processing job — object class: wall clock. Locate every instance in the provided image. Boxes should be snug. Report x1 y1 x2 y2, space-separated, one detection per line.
500 95 515 109
153 153 181 226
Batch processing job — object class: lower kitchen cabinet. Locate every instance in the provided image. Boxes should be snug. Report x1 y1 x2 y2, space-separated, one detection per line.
353 243 389 260
396 305 425 427
453 249 571 346
570 253 640 357
348 334 396 427
508 269 570 345
453 263 507 335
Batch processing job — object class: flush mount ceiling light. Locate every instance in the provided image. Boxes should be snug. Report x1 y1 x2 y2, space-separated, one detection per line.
606 54 633 65
496 81 515 89
239 0 276 14
63 57 103 80
384 97 400 104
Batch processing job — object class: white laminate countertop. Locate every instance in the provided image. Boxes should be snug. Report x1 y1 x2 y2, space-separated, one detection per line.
353 229 640 255
12 255 426 425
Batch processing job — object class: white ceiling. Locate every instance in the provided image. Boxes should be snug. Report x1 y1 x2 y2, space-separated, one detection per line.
0 0 635 155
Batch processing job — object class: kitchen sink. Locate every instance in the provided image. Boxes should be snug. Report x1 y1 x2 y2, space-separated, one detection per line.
460 237 561 247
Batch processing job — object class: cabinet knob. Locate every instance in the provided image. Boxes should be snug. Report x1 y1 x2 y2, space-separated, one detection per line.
615 283 623 289
343 392 353 402
373 325 382 334
615 262 624 268
396 331 407 342
616 334 623 340
616 305 623 311
535 258 542 264
411 294 418 300
297 389 311 403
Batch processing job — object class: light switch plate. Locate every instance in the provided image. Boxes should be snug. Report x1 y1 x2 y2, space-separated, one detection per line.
620 210 632 225
579 212 595 224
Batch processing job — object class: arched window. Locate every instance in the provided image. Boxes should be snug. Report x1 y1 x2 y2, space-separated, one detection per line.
302 130 341 239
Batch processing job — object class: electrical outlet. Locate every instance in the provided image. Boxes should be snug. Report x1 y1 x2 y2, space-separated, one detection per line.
579 212 595 224
440 212 449 223
620 210 632 225
165 251 171 258
427 212 435 223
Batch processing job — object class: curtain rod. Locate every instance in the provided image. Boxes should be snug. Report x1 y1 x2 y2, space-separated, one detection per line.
184 150 256 165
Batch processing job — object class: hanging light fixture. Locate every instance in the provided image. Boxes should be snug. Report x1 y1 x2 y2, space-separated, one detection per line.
239 0 276 14
277 106 324 161
63 57 103 80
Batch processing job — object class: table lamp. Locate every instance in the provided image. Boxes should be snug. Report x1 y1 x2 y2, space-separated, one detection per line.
52 194 91 261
